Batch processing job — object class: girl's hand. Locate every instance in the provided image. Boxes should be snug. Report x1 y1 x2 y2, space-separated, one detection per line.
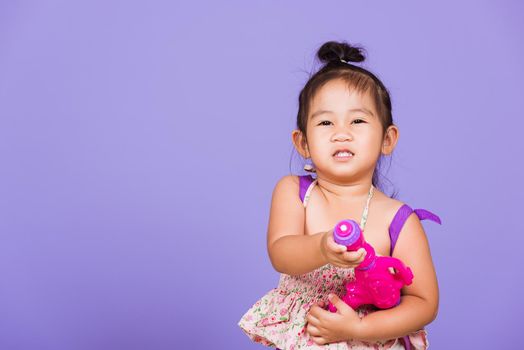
305 294 364 345
320 230 366 268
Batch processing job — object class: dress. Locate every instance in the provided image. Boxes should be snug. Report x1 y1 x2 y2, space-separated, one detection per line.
238 175 442 350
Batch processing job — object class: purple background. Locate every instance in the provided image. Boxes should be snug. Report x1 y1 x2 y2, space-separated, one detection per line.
1 1 522 349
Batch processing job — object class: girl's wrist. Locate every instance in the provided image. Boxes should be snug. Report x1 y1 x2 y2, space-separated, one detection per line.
347 316 370 342
318 231 329 263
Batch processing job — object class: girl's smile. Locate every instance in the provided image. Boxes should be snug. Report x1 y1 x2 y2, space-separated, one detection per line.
333 151 354 161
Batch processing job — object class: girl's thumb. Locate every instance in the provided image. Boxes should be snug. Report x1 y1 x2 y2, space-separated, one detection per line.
328 293 341 304
328 293 350 313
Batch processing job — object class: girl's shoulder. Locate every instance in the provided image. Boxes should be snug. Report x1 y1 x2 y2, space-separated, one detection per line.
378 191 442 228
271 175 308 208
277 175 316 206
373 190 438 230
275 174 302 190
370 189 407 229
374 190 442 255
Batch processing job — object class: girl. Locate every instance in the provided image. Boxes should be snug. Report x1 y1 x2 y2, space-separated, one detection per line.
238 40 442 350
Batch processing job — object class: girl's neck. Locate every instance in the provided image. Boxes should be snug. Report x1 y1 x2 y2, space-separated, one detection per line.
314 175 373 202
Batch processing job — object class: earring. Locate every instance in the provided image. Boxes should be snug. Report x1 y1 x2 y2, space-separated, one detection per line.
304 158 316 173
304 164 316 172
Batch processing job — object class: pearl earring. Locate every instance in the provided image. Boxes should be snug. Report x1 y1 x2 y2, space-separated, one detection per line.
304 158 316 173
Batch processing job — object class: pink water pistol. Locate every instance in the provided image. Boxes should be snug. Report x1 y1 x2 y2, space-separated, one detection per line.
328 219 414 312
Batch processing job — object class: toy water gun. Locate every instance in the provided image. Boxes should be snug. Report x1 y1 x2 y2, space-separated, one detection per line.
328 219 414 312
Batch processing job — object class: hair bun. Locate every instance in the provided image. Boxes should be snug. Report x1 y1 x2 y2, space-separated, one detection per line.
317 41 366 64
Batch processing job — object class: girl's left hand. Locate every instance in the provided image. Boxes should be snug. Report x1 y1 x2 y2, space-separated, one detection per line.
305 294 364 345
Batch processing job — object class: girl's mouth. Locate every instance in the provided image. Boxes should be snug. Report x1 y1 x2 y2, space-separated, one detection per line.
333 150 354 160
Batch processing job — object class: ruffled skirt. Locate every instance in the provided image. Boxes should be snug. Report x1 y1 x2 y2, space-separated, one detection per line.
238 264 428 350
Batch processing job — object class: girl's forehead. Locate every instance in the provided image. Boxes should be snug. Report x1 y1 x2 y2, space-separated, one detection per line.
311 79 374 109
308 80 377 119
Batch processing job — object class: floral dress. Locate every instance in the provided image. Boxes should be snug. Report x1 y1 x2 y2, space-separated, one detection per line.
238 175 441 350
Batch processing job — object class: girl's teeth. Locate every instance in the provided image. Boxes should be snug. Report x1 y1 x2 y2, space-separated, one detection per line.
335 152 352 157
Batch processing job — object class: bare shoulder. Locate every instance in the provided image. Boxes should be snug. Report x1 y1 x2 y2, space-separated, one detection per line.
372 189 407 227
375 190 431 260
274 174 301 192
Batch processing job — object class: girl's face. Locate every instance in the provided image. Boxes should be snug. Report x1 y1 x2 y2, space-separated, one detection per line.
303 79 385 181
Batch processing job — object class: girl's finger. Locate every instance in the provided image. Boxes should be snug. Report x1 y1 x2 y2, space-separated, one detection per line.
310 335 327 345
306 323 321 336
306 311 321 326
326 234 347 253
343 249 365 262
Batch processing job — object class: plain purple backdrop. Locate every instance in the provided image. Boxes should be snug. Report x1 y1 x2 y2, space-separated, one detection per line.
1 1 522 349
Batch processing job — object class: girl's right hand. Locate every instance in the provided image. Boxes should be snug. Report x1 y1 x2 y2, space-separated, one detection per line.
320 230 366 268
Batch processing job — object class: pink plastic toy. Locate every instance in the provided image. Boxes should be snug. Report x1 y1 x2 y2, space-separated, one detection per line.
328 219 414 312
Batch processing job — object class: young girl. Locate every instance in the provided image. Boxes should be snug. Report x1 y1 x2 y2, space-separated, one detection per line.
238 40 442 350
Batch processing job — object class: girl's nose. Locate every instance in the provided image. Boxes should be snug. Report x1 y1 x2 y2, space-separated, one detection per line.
331 130 353 142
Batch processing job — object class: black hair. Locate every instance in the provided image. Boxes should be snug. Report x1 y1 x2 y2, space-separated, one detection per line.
289 40 398 198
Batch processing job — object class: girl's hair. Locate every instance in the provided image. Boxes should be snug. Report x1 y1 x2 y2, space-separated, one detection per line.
289 40 399 198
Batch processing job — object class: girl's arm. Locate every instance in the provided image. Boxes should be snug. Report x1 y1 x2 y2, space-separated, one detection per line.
358 211 439 342
266 175 328 275
306 211 438 344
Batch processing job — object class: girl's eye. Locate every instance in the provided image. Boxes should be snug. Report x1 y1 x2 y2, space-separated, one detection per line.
317 119 365 126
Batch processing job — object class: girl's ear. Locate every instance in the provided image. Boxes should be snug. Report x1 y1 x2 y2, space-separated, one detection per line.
382 125 399 155
292 129 310 158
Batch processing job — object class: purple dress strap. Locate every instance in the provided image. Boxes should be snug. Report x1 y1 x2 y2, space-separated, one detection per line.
402 335 412 350
389 204 442 256
298 175 315 203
